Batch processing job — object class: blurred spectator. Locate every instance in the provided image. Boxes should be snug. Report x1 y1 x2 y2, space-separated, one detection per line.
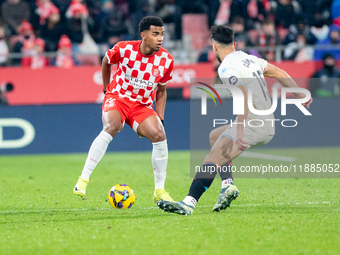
52 0 72 23
0 27 9 66
283 18 317 45
317 0 333 25
65 0 88 18
314 25 340 60
35 0 59 25
65 0 93 51
311 19 329 41
175 0 208 41
21 38 49 68
85 0 101 21
128 0 150 39
298 0 318 25
53 0 71 13
332 0 340 27
0 0 336 66
12 20 35 66
39 10 64 51
1 0 31 35
36 0 64 51
97 9 129 47
235 34 261 57
283 32 313 62
26 0 41 29
197 39 214 63
114 0 129 18
50 34 80 67
331 0 340 19
196 39 220 85
214 0 231 25
256 19 281 61
156 0 209 41
176 0 207 14
298 0 332 26
204 0 220 28
230 16 252 46
310 53 340 97
275 0 297 29
228 0 247 25
217 0 269 29
215 0 251 26
94 0 115 31
246 0 269 29
155 0 181 40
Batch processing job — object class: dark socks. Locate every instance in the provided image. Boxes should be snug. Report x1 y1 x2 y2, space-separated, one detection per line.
218 161 233 183
187 163 217 201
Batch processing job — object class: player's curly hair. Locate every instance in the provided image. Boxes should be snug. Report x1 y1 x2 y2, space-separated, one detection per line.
139 16 164 33
211 25 234 45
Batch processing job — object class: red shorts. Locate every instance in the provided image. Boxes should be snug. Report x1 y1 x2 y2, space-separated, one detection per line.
102 93 158 132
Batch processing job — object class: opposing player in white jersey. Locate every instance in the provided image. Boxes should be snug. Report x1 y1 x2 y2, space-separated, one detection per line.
158 25 312 215
73 16 175 203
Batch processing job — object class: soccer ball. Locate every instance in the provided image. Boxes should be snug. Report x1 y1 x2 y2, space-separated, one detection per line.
108 184 135 209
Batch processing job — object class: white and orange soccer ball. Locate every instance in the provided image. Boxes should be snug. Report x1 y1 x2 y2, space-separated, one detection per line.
108 184 135 209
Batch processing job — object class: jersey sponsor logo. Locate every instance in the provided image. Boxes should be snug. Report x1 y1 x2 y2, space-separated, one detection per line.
152 68 160 77
229 76 238 85
125 74 156 89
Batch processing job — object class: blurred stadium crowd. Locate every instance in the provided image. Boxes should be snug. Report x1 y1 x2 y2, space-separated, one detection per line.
0 0 340 67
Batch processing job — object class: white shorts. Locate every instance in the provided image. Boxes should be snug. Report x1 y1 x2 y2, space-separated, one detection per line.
222 122 274 149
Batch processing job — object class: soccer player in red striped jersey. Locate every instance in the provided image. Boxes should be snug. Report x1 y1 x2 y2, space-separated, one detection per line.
73 16 175 203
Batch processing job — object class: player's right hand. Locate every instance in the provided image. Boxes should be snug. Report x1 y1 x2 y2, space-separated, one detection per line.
302 97 313 109
235 137 250 151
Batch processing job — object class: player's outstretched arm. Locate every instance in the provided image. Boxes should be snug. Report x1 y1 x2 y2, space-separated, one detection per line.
155 85 167 122
263 63 313 108
102 56 112 93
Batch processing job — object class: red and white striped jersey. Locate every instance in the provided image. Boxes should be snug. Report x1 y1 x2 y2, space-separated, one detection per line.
105 40 174 105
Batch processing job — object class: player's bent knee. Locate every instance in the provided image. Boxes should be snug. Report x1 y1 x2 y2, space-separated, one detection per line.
150 131 166 142
103 122 123 137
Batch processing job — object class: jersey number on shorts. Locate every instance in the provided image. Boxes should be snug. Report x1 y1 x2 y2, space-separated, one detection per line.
253 70 268 101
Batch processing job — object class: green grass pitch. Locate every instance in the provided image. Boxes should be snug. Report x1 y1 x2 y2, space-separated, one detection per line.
1 148 339 255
